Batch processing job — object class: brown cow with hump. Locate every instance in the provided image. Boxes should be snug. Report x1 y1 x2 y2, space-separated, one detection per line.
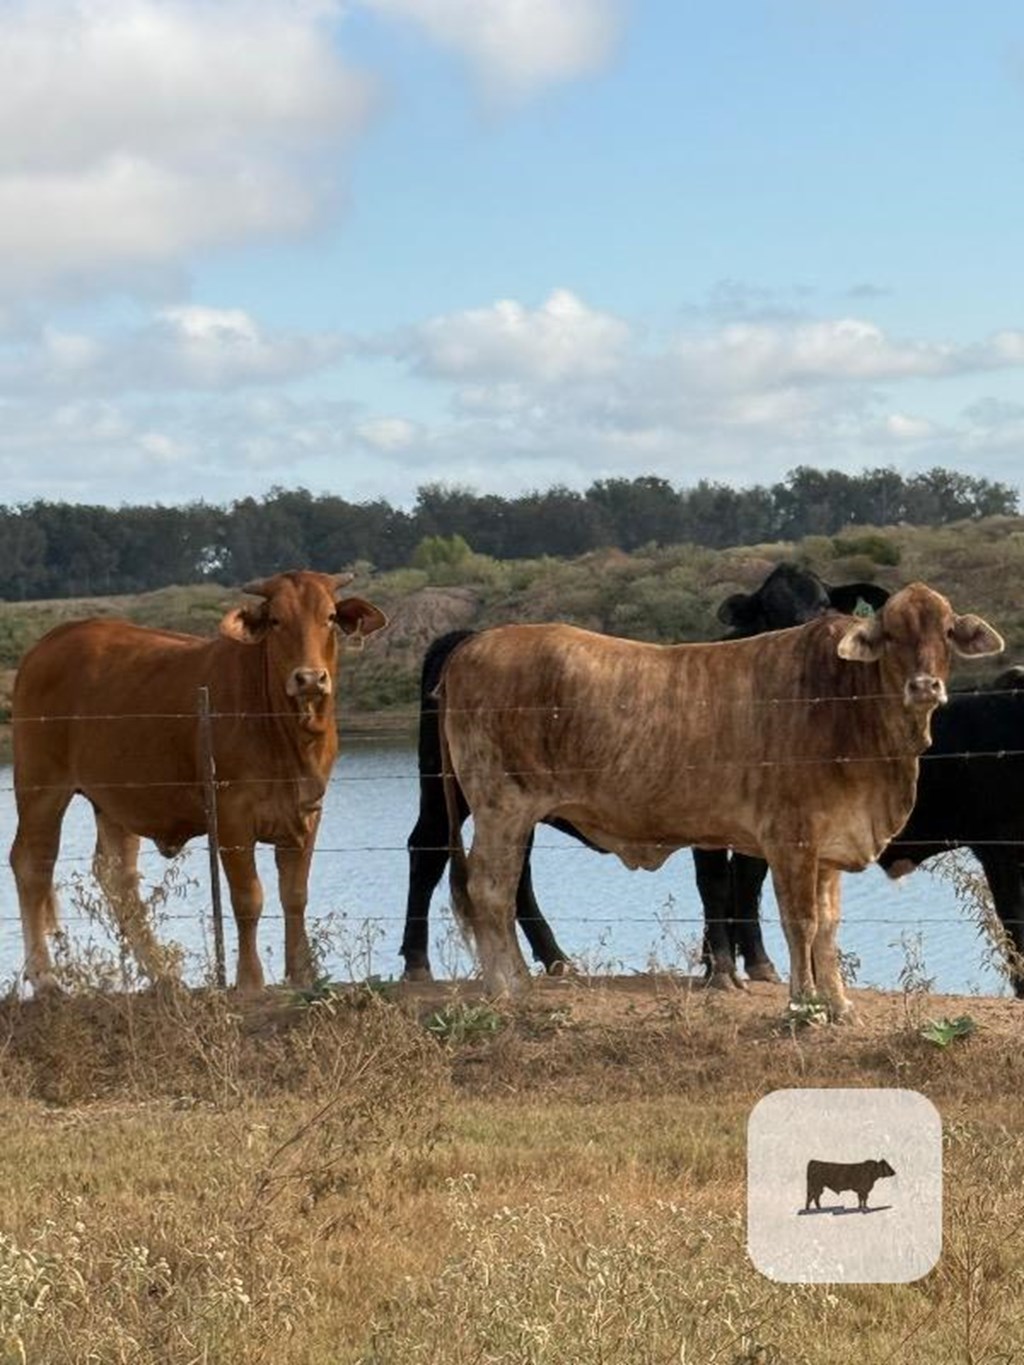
10 570 387 995
438 583 1003 1019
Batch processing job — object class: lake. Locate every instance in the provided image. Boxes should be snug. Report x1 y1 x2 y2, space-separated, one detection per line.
0 738 1011 997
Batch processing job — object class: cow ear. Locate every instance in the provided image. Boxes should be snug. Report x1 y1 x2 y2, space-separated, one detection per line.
335 597 388 648
717 592 757 629
827 582 890 615
837 615 883 662
951 614 1004 658
219 605 269 644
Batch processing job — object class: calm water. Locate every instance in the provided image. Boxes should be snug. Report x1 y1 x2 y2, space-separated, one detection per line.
0 740 1009 997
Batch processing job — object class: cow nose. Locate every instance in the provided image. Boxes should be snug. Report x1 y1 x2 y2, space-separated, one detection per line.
290 667 330 696
904 674 946 707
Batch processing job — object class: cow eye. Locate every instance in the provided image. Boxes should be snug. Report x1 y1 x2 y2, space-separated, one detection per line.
268 615 280 628
327 611 337 627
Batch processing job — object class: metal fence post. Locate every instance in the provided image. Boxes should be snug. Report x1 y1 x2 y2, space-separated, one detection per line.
198 686 227 989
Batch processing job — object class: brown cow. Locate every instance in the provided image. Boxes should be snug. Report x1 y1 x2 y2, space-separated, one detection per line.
438 583 1002 1017
10 570 387 995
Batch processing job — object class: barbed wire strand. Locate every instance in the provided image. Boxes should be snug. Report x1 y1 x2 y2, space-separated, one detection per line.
2 742 1023 799
6 682 1024 725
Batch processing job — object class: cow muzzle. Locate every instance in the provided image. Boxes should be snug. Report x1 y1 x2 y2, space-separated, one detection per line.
287 668 332 724
903 674 946 708
885 857 917 880
287 667 332 699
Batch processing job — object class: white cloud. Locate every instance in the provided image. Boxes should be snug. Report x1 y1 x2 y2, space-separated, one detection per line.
2 286 1024 509
361 0 623 100
395 297 1024 405
149 306 347 389
0 0 375 298
882 413 937 442
400 288 630 384
0 1 625 303
0 305 348 395
666 318 962 391
383 294 1024 454
355 416 420 450
356 290 1024 498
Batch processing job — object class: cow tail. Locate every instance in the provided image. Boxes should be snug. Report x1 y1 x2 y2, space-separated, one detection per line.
437 682 473 937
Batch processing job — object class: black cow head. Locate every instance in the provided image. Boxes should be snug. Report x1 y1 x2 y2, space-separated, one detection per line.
717 563 890 638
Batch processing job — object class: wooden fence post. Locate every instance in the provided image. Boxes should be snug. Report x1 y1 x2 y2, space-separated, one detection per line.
198 686 227 989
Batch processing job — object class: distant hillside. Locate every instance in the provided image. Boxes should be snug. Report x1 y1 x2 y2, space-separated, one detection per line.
1 517 1022 752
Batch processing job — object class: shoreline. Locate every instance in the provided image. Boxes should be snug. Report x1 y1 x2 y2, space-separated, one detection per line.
0 707 420 767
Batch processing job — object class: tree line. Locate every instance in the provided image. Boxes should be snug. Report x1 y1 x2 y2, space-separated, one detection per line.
0 465 1016 601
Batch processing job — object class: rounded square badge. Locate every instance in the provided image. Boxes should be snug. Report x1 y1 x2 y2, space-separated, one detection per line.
747 1088 942 1283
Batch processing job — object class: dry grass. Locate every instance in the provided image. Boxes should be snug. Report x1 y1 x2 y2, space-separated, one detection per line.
0 974 1022 1363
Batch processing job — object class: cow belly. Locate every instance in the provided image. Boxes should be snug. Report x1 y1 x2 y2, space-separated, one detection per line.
562 809 762 871
97 803 205 851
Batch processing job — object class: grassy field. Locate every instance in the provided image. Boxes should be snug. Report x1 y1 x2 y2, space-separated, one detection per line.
1 973 1023 1365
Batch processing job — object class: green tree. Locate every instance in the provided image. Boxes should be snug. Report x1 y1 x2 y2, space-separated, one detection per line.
412 533 472 570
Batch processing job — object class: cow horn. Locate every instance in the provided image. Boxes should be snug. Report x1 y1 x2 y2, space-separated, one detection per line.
242 577 274 598
329 572 356 594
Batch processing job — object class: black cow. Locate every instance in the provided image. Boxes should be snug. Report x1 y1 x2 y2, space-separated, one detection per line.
400 563 888 982
805 1158 895 1212
878 666 1024 995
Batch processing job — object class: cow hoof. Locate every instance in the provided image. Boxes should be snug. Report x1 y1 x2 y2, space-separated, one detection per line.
707 970 745 992
545 959 574 978
234 979 267 999
402 965 433 983
481 970 529 1000
148 975 187 1004
30 974 65 1001
746 962 782 984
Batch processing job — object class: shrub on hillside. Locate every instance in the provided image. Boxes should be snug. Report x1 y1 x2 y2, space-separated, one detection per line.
831 533 901 566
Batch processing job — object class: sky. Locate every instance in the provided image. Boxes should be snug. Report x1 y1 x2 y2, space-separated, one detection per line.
1 0 1023 511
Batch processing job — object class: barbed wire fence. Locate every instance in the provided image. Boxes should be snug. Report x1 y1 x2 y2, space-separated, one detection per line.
0 692 1021 997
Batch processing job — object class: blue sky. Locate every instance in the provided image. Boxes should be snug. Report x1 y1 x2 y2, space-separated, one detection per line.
1 0 1022 510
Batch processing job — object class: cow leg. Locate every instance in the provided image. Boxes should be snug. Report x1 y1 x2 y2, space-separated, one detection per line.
731 854 780 983
464 809 533 997
402 777 469 981
515 830 572 975
974 847 1024 999
693 849 742 989
767 848 819 1006
275 820 319 989
10 787 72 994
92 810 173 987
811 866 851 1020
219 844 265 994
